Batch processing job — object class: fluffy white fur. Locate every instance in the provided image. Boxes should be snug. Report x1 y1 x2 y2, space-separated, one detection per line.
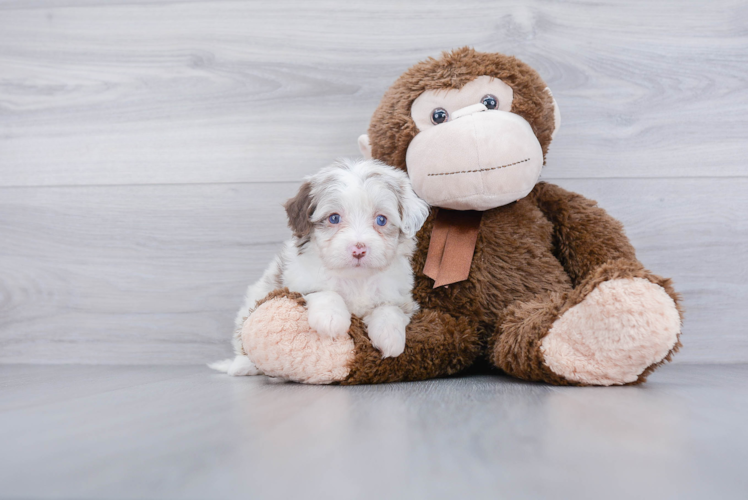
211 158 430 376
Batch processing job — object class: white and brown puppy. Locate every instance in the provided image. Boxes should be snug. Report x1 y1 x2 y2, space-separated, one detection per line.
211 158 430 376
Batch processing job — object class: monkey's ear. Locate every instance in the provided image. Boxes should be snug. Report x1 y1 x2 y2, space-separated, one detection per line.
358 134 372 159
545 87 561 140
284 181 315 239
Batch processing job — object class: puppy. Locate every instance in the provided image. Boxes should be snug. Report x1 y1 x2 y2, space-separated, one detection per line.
211 158 430 376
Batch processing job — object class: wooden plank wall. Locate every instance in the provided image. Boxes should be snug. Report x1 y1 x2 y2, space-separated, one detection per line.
1 0 746 365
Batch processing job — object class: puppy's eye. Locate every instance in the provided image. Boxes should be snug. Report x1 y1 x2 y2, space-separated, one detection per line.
481 94 499 110
376 215 387 226
328 214 341 224
430 108 449 125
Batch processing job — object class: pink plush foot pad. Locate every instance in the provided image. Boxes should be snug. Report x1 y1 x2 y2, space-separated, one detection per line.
242 297 355 384
540 278 681 385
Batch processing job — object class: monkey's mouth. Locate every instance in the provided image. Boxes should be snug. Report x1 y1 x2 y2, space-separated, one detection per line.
426 158 531 177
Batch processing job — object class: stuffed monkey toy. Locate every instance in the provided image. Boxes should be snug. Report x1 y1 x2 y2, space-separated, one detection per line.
241 47 683 386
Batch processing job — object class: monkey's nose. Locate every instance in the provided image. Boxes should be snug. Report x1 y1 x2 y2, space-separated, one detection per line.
451 103 488 120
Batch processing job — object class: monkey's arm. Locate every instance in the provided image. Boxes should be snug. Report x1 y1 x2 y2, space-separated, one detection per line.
529 181 640 286
343 308 480 385
529 181 682 313
240 288 481 385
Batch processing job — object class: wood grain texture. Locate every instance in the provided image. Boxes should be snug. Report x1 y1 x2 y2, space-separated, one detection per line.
1 0 746 186
1 364 747 499
0 182 297 364
0 177 745 364
0 0 746 364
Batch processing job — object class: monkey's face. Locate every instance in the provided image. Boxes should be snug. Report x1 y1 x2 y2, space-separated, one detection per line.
361 49 560 212
405 75 555 211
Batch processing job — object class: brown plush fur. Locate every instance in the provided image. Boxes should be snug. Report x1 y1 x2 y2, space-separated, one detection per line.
529 182 637 286
334 47 683 385
343 309 482 385
254 287 307 310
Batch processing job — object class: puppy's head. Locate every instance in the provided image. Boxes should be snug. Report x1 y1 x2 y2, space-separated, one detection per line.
284 159 430 273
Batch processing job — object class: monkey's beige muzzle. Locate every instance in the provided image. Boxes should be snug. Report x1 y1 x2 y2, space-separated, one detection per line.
405 106 543 211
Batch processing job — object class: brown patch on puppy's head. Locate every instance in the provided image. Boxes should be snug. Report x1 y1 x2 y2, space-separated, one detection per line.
284 181 315 239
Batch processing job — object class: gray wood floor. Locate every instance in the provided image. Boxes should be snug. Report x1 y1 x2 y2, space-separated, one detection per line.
1 0 747 365
1 363 747 500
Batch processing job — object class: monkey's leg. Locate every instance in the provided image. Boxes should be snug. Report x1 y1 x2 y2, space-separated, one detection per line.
491 260 682 386
242 289 481 385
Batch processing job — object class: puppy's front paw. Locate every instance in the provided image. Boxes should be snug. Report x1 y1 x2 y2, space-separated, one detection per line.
308 307 351 338
365 307 408 358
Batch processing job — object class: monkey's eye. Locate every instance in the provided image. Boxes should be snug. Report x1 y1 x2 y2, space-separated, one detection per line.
430 108 449 125
481 94 499 110
376 215 387 227
328 214 341 224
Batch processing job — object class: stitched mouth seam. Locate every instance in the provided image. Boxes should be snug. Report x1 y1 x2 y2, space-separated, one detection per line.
427 158 531 177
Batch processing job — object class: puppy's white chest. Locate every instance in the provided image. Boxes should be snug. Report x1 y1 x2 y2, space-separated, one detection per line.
335 279 380 317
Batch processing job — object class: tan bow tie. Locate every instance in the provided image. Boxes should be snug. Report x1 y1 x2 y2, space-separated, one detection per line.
422 209 483 288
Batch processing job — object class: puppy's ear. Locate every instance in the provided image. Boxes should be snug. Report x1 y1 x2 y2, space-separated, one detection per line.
398 178 430 238
284 181 315 238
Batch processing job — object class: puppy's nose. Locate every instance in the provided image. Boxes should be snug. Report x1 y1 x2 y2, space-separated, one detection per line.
350 243 367 260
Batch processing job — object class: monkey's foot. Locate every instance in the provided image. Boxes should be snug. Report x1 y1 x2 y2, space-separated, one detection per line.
540 278 681 385
242 291 354 384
